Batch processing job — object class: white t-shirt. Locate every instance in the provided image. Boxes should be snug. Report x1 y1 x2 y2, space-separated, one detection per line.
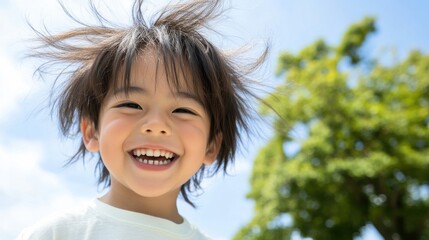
17 199 211 240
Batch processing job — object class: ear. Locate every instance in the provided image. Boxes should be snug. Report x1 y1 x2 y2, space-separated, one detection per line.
80 118 99 152
203 133 222 165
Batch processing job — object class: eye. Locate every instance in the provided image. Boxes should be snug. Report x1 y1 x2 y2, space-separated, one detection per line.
173 108 196 115
116 102 142 110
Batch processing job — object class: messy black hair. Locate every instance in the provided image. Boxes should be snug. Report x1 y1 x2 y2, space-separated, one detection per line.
31 0 268 207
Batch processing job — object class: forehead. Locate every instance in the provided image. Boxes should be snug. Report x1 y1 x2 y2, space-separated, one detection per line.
114 49 196 95
108 49 202 99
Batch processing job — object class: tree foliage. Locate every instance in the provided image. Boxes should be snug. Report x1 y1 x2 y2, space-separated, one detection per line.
235 17 429 240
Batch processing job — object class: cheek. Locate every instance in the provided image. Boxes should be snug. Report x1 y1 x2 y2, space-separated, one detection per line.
98 118 134 159
177 122 210 150
101 118 129 138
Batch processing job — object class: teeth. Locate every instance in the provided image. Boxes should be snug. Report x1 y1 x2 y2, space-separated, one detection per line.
132 148 175 159
146 149 154 157
137 158 172 165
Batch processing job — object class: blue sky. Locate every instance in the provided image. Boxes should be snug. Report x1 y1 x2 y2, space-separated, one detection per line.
1 0 428 239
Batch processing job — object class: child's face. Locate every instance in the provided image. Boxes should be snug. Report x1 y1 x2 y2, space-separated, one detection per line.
82 51 220 200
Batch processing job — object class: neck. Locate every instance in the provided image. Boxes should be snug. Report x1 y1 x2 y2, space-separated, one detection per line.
100 180 183 224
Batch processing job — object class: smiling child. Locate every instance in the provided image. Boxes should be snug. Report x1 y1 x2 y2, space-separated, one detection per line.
18 0 267 239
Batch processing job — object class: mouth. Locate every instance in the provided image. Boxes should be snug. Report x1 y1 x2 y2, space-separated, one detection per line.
130 148 178 166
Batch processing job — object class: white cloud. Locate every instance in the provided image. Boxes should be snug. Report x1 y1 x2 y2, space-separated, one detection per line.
0 139 90 239
0 52 34 123
230 157 253 175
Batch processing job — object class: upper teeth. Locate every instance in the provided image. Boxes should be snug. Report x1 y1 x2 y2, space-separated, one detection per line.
132 149 175 159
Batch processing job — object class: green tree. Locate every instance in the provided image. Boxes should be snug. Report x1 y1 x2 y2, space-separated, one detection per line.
235 17 429 240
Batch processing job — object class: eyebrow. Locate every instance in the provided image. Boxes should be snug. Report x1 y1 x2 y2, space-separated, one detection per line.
113 86 146 96
113 86 203 105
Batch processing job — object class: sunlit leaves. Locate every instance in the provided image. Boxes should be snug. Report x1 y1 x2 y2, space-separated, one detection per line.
236 17 429 240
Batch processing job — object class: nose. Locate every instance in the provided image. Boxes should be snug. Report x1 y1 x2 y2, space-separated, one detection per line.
144 128 168 135
140 110 171 136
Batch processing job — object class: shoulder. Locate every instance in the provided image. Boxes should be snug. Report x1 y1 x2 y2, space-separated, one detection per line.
17 199 213 240
17 201 95 240
185 220 213 240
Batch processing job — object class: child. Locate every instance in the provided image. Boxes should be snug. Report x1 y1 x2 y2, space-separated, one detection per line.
18 0 267 239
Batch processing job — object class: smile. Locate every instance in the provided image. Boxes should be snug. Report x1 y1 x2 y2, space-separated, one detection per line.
131 148 177 166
